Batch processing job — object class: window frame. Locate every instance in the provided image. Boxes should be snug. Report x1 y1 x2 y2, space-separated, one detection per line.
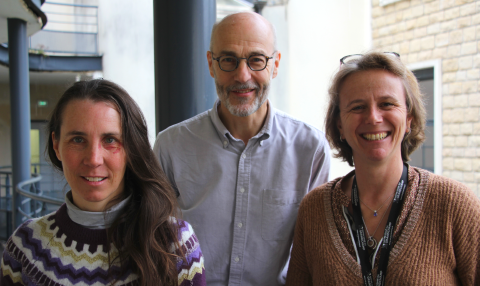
408 59 443 175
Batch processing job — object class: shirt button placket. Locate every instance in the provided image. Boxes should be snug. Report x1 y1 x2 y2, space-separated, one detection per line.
229 150 248 283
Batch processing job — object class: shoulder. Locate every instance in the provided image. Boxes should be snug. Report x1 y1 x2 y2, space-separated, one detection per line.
416 167 474 198
273 108 324 136
153 110 214 156
171 218 201 254
300 178 339 210
156 110 211 140
9 213 54 243
271 108 329 148
414 167 480 213
3 212 55 267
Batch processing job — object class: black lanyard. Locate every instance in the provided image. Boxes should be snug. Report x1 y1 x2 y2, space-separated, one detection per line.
351 164 408 286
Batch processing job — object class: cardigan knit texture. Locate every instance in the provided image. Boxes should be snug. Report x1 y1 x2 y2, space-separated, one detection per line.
286 167 480 285
0 204 205 285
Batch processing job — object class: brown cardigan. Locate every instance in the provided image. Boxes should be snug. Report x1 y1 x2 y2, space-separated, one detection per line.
286 167 480 285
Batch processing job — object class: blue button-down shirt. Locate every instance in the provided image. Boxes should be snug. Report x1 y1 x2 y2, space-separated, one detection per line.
153 100 330 286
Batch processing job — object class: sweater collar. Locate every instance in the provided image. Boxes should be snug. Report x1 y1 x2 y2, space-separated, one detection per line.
65 191 131 229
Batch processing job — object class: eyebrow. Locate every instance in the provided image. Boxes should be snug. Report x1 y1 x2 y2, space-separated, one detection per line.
344 95 399 108
218 50 267 57
65 131 121 137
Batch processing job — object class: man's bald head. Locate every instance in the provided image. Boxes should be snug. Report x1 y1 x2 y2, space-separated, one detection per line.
209 12 277 53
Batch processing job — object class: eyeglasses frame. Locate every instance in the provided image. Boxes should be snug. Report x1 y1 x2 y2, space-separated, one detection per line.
339 52 400 65
211 52 276 72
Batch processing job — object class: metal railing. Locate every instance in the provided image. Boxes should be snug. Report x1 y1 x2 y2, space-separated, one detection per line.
0 164 65 240
0 166 13 238
29 1 99 55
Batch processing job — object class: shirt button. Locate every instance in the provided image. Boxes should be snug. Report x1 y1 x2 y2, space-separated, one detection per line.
237 222 243 228
234 256 240 262
242 153 246 159
223 140 228 147
240 187 245 193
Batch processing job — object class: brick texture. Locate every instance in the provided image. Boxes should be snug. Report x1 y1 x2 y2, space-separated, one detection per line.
372 0 480 195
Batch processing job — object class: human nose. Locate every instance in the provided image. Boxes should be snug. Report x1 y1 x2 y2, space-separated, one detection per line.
365 106 382 124
83 142 103 167
233 59 252 83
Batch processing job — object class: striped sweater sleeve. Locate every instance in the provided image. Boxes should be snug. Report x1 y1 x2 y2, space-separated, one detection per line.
1 221 31 286
175 219 206 286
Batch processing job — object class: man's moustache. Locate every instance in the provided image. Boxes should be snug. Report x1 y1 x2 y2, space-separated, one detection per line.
226 83 260 93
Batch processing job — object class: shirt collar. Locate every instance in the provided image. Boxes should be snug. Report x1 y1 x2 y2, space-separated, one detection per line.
210 99 274 147
65 191 131 229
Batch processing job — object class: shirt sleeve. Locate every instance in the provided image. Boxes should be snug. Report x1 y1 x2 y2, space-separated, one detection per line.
285 199 313 286
176 220 206 286
153 131 180 197
1 232 25 285
451 183 480 285
308 134 331 191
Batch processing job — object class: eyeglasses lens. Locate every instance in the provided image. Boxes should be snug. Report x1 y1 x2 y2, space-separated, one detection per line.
219 56 237 71
248 55 267 71
219 55 267 71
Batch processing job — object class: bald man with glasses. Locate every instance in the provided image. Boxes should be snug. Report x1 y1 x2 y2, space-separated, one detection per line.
153 12 330 286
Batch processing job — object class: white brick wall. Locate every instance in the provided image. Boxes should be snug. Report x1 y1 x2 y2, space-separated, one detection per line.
372 0 480 196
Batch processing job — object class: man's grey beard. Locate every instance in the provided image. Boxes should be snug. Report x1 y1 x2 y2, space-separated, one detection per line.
216 81 270 117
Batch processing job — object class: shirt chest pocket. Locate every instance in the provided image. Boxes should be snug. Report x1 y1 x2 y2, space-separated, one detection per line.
262 189 304 241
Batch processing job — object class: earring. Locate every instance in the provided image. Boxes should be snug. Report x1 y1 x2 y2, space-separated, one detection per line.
340 135 344 142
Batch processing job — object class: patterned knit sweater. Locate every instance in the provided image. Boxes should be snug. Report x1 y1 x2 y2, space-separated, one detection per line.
286 167 480 285
0 204 205 285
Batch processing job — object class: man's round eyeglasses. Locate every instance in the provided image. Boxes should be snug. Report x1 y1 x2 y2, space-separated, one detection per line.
340 52 400 65
211 52 275 72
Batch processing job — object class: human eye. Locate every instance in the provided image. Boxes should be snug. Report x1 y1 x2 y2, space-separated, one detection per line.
220 56 236 63
350 105 364 112
250 55 266 63
380 102 395 108
104 137 117 144
72 137 84 143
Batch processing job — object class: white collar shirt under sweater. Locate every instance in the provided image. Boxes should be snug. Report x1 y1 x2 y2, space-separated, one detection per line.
153 100 331 286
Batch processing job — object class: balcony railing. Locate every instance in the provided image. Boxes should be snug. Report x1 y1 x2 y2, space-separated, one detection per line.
0 164 65 240
29 1 99 55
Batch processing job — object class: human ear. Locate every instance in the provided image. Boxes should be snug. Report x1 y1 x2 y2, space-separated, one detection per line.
406 115 413 133
52 132 62 161
272 51 281 79
207 51 215 78
337 118 344 140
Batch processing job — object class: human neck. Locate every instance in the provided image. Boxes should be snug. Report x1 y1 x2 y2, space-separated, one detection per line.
353 156 405 204
218 101 268 145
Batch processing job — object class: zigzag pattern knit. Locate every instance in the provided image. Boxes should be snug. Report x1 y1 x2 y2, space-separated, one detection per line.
0 204 205 285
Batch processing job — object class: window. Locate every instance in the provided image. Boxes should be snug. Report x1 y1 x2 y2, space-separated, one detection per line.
410 68 434 172
408 60 442 174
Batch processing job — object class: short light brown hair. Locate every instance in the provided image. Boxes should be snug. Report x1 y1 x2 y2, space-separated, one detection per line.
325 51 426 166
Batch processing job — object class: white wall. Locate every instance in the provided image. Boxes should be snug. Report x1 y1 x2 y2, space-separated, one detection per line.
96 0 372 177
97 0 156 144
264 0 372 179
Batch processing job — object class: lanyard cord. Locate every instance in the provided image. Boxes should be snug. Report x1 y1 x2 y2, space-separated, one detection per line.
351 164 408 286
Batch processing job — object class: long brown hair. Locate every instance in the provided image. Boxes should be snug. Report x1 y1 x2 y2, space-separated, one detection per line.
47 79 182 285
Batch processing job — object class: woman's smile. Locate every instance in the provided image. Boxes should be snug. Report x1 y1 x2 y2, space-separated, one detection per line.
337 69 412 164
53 99 127 212
361 132 389 141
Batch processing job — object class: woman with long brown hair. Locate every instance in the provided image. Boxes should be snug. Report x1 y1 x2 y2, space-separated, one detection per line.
1 79 205 285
